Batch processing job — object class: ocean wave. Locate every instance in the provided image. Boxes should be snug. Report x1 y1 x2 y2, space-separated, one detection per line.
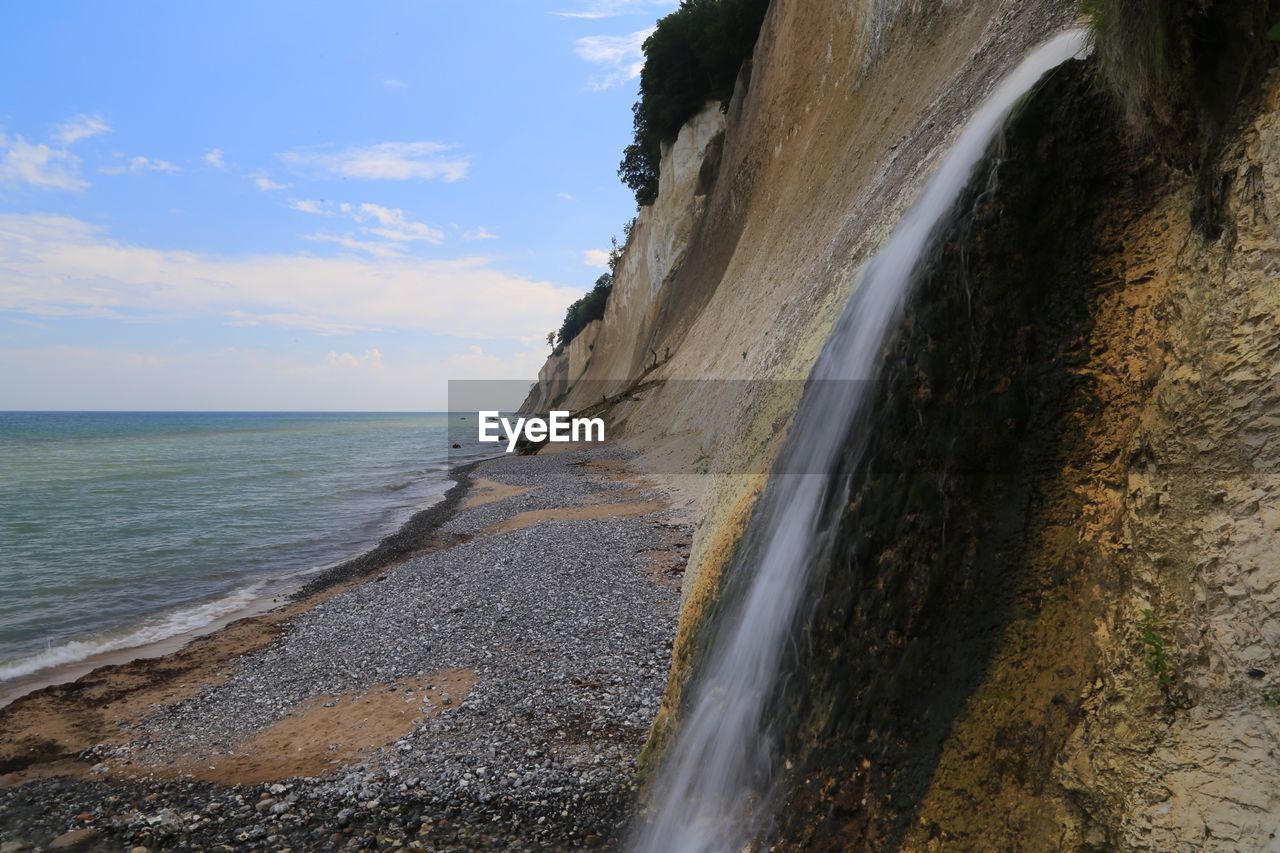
0 582 267 683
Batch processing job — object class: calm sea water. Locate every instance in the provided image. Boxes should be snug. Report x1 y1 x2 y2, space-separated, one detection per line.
0 412 490 689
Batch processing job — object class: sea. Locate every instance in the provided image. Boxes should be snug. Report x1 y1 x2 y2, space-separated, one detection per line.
0 411 492 700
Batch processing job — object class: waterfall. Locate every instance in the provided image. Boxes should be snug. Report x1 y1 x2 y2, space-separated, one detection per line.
633 29 1089 853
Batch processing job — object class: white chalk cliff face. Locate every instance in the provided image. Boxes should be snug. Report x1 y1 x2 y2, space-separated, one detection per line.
524 0 1280 846
523 103 727 412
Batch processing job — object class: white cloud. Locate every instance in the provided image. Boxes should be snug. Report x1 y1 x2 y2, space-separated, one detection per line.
327 348 384 369
0 213 579 341
203 148 227 170
280 141 470 182
0 114 112 191
293 201 443 254
575 29 652 90
101 155 182 176
0 138 87 190
462 227 497 241
354 203 443 244
290 199 331 215
54 115 111 146
303 231 403 259
255 176 287 191
382 77 408 89
558 192 577 202
553 0 676 19
584 249 613 269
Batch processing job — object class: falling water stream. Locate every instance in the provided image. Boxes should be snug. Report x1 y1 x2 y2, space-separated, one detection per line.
634 29 1089 853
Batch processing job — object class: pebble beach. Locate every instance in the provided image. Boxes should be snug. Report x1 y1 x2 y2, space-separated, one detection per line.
0 445 690 851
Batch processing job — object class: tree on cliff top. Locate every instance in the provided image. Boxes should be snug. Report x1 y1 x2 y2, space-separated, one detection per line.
619 0 771 205
554 273 614 353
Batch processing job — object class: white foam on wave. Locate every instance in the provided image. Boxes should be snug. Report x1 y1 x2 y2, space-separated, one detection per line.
0 581 267 683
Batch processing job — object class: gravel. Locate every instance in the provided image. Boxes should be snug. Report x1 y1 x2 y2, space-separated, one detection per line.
0 446 688 851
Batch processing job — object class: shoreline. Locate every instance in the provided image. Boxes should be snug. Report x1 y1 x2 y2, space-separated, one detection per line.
0 461 484 711
0 444 687 850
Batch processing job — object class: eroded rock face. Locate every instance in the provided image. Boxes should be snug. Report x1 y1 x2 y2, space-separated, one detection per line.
769 47 1280 853
1055 68 1280 851
524 320 601 413
522 105 727 413
523 0 1280 846
767 59 1133 851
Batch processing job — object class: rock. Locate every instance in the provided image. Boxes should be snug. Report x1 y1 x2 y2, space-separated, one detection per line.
49 828 99 850
148 809 182 834
0 841 32 853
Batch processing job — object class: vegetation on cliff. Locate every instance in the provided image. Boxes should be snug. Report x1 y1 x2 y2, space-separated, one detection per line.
552 273 614 354
1084 0 1278 164
619 0 770 205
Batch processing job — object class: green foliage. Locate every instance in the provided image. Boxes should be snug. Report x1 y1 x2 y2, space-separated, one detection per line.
607 236 624 274
1140 608 1174 691
619 0 771 205
555 273 613 352
1081 0 1280 161
1080 0 1175 132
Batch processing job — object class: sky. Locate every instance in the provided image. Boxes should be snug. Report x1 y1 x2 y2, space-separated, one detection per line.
0 0 678 411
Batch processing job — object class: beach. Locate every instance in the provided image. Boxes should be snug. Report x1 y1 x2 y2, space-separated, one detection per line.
0 444 689 850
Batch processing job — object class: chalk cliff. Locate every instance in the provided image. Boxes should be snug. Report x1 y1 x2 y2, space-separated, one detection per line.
526 0 1280 847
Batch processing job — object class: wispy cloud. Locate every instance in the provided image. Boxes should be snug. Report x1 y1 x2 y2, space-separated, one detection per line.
462 227 497 241
0 213 581 341
303 231 403 259
327 348 384 369
290 199 443 254
558 192 577 202
0 114 112 191
0 138 88 190
382 77 408 89
53 115 111 146
289 199 335 215
280 141 470 182
203 148 227 170
101 155 182 176
553 0 675 19
584 249 613 269
354 203 444 244
575 29 652 90
255 176 287 191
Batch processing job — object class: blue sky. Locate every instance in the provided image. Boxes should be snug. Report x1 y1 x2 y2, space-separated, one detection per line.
0 0 676 410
